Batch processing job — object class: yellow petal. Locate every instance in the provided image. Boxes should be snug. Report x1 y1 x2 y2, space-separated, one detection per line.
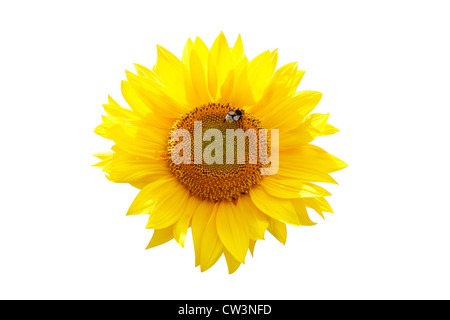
210 32 232 90
191 200 215 267
260 91 322 130
200 203 223 272
103 124 165 159
260 62 301 104
280 113 330 148
299 113 330 143
125 71 188 118
249 239 257 256
249 62 305 117
320 123 340 136
181 38 194 67
292 70 306 95
277 167 338 185
146 226 174 249
261 178 331 199
267 218 287 244
92 152 113 169
207 52 218 100
134 63 158 80
189 49 211 103
145 179 190 229
281 144 348 174
291 199 317 226
269 176 332 198
107 153 169 185
231 34 245 64
224 249 242 274
226 58 254 107
192 37 210 66
260 178 304 199
126 177 174 216
236 196 268 240
298 183 331 198
247 50 278 101
249 186 301 225
216 200 249 263
121 81 151 118
302 197 334 219
219 70 235 102
154 45 187 105
173 196 203 248
102 96 138 120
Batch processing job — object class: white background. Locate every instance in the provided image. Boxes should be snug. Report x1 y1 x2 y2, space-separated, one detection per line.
1 0 449 300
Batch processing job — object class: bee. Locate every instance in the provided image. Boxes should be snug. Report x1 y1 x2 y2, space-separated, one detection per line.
224 109 242 122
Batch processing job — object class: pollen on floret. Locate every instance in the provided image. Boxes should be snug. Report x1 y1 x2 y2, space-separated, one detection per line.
167 103 268 201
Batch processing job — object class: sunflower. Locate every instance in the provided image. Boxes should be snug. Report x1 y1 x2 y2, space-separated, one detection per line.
94 33 346 273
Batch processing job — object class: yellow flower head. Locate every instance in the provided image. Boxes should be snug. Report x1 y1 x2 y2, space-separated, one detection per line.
94 33 347 273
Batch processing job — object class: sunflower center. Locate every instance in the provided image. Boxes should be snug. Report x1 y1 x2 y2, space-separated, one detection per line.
167 103 265 201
